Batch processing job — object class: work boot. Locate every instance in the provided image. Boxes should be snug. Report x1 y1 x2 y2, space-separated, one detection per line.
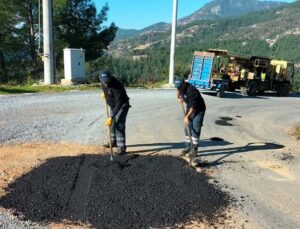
181 147 190 156
102 142 117 148
186 150 197 158
187 146 198 158
116 147 126 156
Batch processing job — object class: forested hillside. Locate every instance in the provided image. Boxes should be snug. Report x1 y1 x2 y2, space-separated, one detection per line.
115 0 287 41
0 0 299 91
103 0 300 89
178 0 286 24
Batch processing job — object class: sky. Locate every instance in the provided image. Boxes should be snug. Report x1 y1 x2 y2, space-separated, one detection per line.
96 0 296 30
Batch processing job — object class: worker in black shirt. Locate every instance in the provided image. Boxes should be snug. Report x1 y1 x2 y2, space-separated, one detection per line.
100 70 130 155
175 77 206 157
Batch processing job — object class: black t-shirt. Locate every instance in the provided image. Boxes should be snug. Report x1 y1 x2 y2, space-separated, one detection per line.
102 77 129 118
180 83 206 115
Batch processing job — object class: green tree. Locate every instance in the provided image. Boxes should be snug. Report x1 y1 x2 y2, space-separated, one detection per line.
54 0 117 61
11 0 41 79
0 0 39 83
0 1 14 82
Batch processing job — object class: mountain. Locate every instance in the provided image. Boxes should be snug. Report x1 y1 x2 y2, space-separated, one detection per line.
179 0 286 25
110 0 299 57
114 0 287 41
115 28 140 41
106 0 300 90
115 22 170 41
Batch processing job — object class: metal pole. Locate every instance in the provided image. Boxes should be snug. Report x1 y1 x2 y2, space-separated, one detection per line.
43 0 55 84
169 0 178 86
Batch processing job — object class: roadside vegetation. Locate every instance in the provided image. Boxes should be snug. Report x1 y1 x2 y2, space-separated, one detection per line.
0 0 116 85
0 0 299 92
0 84 101 94
0 79 170 95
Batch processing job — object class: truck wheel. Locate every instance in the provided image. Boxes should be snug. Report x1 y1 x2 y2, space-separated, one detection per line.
247 81 258 96
217 86 225 98
277 84 290 96
228 83 236 92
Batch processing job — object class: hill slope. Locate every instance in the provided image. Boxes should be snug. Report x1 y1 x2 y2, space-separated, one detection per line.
111 1 300 59
115 0 287 41
104 1 300 89
179 0 286 24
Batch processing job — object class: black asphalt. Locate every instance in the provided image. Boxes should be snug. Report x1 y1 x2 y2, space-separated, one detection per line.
0 154 233 228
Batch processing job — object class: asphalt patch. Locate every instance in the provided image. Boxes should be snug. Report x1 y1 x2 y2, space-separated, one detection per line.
219 117 233 121
0 154 233 228
215 117 234 126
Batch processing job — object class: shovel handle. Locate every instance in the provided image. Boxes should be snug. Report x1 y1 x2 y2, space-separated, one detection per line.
103 92 114 161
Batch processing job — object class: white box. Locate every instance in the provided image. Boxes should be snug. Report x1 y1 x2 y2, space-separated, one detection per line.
63 48 85 82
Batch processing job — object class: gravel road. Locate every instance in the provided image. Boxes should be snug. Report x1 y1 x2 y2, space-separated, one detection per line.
0 89 300 228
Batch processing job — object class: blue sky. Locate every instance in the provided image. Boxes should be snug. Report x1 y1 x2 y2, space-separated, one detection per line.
96 0 296 30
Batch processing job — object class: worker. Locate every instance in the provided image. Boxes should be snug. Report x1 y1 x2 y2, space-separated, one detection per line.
100 70 131 155
175 77 206 157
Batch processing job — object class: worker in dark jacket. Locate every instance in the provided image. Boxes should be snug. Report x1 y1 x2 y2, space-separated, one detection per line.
100 70 130 155
175 77 206 157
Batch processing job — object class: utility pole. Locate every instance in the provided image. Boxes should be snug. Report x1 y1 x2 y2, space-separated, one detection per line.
169 0 178 86
43 0 55 84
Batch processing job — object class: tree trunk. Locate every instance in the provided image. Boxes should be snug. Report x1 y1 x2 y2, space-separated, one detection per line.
0 51 9 83
25 1 39 79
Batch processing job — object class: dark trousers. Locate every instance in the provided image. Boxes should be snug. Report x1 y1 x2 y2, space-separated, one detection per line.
184 111 205 150
110 104 129 149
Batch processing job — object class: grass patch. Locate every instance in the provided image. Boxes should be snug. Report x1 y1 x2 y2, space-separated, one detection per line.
0 79 171 95
292 125 300 140
140 79 169 89
0 84 101 94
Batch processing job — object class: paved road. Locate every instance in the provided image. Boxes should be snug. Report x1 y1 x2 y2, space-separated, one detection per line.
0 89 300 228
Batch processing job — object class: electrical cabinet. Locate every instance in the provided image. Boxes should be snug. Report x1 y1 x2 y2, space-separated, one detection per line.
63 48 85 82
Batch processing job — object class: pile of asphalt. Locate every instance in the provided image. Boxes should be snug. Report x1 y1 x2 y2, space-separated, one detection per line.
0 154 232 228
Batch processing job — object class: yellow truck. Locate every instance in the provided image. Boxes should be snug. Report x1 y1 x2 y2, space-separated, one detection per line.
205 49 294 96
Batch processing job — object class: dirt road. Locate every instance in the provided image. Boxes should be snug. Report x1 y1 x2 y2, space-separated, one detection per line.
0 90 300 228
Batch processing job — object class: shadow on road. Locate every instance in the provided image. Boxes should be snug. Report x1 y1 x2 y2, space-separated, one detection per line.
0 154 232 228
127 138 233 154
202 91 269 99
196 142 285 167
203 91 300 99
288 93 300 98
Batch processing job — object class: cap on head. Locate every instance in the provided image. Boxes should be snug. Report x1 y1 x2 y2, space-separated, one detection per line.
174 76 184 89
99 70 112 83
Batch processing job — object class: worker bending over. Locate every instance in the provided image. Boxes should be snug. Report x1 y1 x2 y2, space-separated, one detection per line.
175 77 206 157
100 70 131 155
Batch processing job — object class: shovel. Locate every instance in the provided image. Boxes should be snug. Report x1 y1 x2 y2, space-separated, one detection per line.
180 101 197 163
102 92 114 162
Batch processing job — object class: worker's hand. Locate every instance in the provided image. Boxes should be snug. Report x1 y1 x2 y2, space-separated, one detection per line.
177 97 183 103
101 92 105 99
105 117 112 126
184 116 190 125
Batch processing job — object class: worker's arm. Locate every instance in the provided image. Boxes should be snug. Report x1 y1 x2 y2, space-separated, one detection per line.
110 89 122 119
184 107 194 125
177 90 183 103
